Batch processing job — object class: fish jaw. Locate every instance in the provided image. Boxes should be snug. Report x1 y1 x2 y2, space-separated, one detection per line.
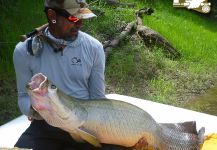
30 91 52 111
26 73 52 111
26 73 48 95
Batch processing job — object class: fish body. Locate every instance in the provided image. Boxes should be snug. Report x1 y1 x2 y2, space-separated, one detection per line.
27 73 202 150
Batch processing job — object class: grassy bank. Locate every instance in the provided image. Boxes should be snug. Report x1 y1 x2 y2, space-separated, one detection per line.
0 0 217 125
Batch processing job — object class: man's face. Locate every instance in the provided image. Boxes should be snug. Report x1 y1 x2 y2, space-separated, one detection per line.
55 13 83 40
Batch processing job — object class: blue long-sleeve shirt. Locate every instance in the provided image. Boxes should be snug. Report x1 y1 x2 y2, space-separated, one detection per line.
13 31 106 119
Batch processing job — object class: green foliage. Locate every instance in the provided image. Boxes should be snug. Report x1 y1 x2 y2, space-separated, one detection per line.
0 0 46 125
0 0 45 74
83 3 135 41
106 40 165 98
0 74 21 125
103 0 217 109
144 9 217 65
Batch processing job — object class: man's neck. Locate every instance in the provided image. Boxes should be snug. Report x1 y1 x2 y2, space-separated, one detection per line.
48 27 77 42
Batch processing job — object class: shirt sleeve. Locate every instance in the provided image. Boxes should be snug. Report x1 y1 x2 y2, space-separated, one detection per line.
13 43 42 119
88 43 106 99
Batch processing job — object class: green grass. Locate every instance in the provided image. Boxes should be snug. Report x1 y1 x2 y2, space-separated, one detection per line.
138 0 217 105
0 0 46 125
0 0 217 125
0 0 46 74
0 74 21 124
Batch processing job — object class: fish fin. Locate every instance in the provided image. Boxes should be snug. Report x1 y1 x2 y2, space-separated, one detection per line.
69 132 84 142
198 127 205 144
160 121 197 134
76 128 102 147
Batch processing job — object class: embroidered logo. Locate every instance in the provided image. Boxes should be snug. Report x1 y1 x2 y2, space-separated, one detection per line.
71 57 82 66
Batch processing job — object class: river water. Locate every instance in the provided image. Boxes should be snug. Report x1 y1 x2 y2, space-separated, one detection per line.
184 87 217 116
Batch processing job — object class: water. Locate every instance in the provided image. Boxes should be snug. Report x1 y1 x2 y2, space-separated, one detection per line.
184 87 217 116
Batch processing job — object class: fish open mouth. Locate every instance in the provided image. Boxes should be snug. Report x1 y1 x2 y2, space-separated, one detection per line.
27 73 48 92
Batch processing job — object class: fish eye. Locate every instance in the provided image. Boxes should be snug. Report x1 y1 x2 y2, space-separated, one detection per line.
50 84 56 89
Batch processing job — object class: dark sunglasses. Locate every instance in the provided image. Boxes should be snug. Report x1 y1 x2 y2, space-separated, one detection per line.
45 7 80 23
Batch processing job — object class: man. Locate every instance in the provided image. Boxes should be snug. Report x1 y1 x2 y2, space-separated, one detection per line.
13 0 126 149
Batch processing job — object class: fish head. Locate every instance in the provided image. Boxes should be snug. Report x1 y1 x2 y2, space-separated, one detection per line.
26 73 52 111
27 73 48 93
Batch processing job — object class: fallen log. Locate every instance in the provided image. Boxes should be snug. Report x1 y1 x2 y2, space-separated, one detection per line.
103 21 136 59
135 8 181 59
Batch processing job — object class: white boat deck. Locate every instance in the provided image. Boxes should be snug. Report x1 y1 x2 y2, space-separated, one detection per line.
1 94 217 148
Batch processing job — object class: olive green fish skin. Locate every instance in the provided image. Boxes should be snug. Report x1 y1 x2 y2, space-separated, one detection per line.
27 73 201 150
61 95 200 150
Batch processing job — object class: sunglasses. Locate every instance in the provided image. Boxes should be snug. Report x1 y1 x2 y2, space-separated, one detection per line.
45 7 80 23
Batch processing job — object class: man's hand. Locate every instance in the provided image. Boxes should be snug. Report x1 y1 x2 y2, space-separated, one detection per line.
132 137 149 150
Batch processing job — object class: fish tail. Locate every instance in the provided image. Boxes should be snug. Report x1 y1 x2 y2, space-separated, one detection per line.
158 123 203 150
197 127 205 145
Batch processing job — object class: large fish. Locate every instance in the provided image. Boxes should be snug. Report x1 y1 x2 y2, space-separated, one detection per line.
26 73 204 150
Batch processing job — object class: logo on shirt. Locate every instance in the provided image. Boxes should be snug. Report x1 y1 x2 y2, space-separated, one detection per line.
71 57 82 66
173 0 211 13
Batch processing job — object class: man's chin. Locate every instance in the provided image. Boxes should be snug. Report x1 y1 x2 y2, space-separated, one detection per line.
64 32 78 41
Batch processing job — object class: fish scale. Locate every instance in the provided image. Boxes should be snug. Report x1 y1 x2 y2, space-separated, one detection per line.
27 73 203 150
